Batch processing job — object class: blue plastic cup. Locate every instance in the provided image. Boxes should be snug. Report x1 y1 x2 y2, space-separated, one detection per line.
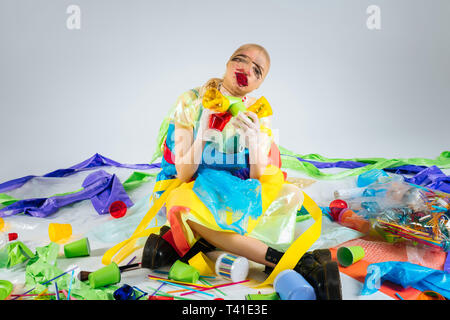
273 269 316 300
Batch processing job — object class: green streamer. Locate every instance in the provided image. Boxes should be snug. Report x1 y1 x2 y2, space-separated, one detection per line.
279 146 450 180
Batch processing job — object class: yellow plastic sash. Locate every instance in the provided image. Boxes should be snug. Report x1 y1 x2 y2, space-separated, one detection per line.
256 191 322 288
101 178 182 265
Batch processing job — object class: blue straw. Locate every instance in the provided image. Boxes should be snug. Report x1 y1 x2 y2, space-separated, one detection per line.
67 269 75 300
55 282 60 300
157 280 214 298
149 282 165 298
395 293 405 300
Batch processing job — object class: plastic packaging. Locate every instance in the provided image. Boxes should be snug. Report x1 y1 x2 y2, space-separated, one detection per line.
329 173 450 252
361 261 450 299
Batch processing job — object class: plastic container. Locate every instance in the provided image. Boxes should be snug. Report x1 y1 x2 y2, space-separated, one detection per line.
88 262 121 289
208 112 232 131
48 223 72 242
64 237 91 258
337 246 365 267
168 260 200 283
215 253 249 282
273 269 316 300
109 200 127 219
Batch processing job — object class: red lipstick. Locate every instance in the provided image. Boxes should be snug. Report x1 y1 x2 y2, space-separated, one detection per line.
235 71 248 87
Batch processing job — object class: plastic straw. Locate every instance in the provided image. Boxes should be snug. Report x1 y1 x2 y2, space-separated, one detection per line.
181 279 250 296
67 269 75 300
157 280 214 298
147 275 212 288
200 278 226 296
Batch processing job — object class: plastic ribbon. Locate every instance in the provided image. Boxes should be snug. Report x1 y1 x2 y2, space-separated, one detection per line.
0 153 160 194
279 147 450 181
0 170 133 218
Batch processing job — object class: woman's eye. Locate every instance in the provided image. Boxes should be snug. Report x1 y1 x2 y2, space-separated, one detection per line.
253 67 261 78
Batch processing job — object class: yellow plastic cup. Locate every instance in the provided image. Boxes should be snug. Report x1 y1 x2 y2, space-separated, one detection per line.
48 223 72 242
0 217 4 231
337 246 365 267
188 252 216 276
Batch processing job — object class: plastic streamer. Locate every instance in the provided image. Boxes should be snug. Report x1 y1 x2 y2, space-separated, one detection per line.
279 146 450 180
0 153 160 194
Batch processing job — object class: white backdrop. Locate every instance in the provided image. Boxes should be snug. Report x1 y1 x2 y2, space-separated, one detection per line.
1 0 449 182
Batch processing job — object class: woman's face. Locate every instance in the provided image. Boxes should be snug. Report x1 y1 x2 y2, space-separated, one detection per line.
222 47 270 97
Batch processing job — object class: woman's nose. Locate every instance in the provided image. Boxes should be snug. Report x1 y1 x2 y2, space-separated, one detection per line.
236 67 250 77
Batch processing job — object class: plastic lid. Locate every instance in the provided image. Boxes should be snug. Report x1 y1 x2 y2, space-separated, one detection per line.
7 233 18 241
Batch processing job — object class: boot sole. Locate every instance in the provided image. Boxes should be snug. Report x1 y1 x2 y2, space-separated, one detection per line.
323 261 342 300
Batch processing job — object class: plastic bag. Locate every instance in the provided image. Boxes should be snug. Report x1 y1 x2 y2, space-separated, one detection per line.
329 171 450 251
361 261 450 299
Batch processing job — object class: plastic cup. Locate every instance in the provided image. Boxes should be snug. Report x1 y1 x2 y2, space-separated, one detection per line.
0 280 13 300
88 262 121 289
339 209 370 234
188 252 216 276
208 112 232 131
48 223 72 242
229 102 247 117
169 260 200 283
0 217 4 231
64 237 91 258
215 253 249 282
109 200 127 219
273 269 316 300
337 246 365 267
329 199 348 221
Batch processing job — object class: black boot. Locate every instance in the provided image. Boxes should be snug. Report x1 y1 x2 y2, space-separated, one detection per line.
263 248 331 274
294 252 342 300
141 226 180 269
264 248 342 300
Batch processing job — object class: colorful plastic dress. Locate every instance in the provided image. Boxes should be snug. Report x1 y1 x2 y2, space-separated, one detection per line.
152 84 304 256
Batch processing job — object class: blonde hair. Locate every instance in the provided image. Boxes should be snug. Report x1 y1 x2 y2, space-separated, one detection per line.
200 43 270 97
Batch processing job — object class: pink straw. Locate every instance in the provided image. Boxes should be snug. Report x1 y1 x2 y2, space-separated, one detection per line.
62 289 78 300
180 280 250 296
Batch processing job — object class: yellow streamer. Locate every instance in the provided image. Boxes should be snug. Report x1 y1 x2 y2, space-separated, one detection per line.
256 192 322 288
